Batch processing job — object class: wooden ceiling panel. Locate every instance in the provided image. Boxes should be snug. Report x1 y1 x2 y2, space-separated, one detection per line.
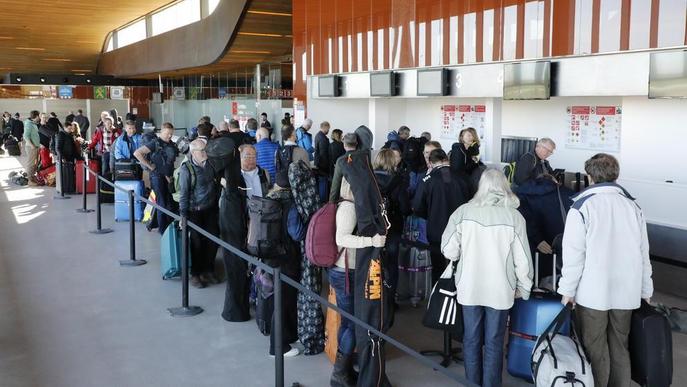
0 0 172 74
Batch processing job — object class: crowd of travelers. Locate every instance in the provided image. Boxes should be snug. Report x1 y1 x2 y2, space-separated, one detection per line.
1 107 654 387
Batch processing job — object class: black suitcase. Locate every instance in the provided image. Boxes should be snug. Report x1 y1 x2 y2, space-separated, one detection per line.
98 172 115 203
56 161 76 194
630 301 673 387
114 161 143 181
256 293 273 336
5 136 21 156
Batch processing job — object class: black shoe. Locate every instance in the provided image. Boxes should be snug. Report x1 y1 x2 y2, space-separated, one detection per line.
330 352 355 387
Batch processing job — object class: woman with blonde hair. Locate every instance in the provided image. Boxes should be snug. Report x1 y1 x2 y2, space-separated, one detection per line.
450 127 482 176
441 168 533 387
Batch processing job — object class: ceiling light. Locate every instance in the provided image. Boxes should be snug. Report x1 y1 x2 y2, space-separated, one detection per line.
238 32 284 38
15 76 22 82
247 10 291 17
15 47 46 51
86 78 92 83
0 36 14 40
71 69 91 72
40 77 46 83
230 50 271 54
43 58 72 62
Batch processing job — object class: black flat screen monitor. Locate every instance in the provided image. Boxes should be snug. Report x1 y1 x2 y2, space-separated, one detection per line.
417 68 449 96
370 71 397 96
649 50 687 99
503 61 551 100
318 75 341 97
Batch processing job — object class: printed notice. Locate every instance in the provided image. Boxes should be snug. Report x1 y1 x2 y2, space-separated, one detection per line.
440 104 486 140
566 105 622 152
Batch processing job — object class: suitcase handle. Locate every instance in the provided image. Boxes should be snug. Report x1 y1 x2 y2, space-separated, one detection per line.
534 252 557 292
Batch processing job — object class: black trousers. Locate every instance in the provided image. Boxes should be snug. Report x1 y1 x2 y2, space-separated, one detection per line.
219 192 250 322
269 262 299 355
188 207 219 276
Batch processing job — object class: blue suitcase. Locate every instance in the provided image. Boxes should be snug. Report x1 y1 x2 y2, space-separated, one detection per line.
160 222 192 279
507 253 570 382
114 180 145 222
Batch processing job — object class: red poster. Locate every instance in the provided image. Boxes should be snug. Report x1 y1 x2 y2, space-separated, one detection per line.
595 106 616 115
442 105 456 112
458 105 471 112
231 101 238 116
571 106 590 115
474 105 486 113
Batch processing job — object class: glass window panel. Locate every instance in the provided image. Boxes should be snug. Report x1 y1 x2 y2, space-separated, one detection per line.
106 36 114 52
328 37 333 73
152 0 201 36
348 34 353 72
431 19 443 66
599 0 621 52
378 29 385 70
418 22 426 67
464 13 477 64
208 0 220 15
357 32 363 71
449 16 459 64
629 0 651 49
367 30 374 70
524 1 544 58
574 0 593 54
503 5 518 60
338 36 344 73
483 9 494 62
388 27 395 69
657 0 687 47
117 19 146 48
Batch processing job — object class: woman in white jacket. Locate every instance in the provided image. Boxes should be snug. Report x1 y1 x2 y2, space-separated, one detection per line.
441 168 533 387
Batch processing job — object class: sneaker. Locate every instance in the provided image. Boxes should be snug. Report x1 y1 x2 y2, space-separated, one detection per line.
190 276 206 289
269 346 301 358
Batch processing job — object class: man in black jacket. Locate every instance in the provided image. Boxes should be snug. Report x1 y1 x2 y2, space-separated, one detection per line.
513 138 556 187
73 109 90 139
314 121 331 202
412 149 471 283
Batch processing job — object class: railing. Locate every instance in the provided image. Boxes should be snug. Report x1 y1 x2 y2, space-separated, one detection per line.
71 161 477 387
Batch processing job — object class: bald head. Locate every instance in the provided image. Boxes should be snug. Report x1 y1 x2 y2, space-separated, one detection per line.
256 127 270 141
218 120 229 132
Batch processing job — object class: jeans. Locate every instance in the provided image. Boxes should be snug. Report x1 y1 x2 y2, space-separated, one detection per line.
328 268 356 355
462 305 509 387
150 172 173 234
317 175 330 204
575 305 632 387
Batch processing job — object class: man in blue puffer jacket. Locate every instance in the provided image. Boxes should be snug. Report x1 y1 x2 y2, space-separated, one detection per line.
113 120 142 161
296 118 314 160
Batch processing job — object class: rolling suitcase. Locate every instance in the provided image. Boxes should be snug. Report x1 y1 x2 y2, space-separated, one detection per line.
114 180 144 222
507 253 570 382
397 243 432 307
56 160 76 194
160 222 185 279
254 267 274 336
630 300 673 387
4 136 20 156
99 172 115 203
76 159 99 194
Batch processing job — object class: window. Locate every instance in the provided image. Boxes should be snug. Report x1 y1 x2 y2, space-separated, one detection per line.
524 1 544 58
503 5 518 60
208 0 220 14
152 0 201 36
483 10 494 62
658 0 687 47
106 36 114 52
117 19 147 48
463 13 477 64
599 0 621 53
629 0 651 50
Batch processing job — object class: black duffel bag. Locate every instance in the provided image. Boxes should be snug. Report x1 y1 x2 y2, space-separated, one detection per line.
422 261 464 337
114 160 143 181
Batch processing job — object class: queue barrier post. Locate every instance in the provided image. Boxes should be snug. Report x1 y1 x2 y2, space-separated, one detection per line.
119 189 147 267
273 266 284 387
168 215 203 317
89 174 113 234
76 161 93 213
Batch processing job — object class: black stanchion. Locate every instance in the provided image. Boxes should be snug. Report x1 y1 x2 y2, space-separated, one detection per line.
420 332 462 368
76 162 93 213
53 158 71 200
89 175 113 234
119 190 147 267
273 266 284 387
168 216 203 317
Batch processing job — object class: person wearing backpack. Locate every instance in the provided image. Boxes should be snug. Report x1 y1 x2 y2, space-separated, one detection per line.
329 126 373 203
328 177 386 387
134 123 179 235
295 118 314 160
178 139 219 288
275 125 310 189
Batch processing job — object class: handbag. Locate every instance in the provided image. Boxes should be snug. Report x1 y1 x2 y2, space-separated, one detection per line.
114 160 143 180
422 261 463 337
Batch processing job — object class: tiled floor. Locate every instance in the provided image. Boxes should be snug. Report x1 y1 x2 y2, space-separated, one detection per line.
0 154 685 387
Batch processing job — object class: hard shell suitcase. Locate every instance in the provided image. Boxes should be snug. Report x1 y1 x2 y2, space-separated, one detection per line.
114 180 144 222
56 160 76 194
396 243 432 307
160 222 185 280
507 253 570 382
76 159 99 194
630 300 673 387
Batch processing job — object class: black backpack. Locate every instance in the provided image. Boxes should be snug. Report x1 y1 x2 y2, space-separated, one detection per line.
275 145 295 187
246 196 287 258
402 136 428 173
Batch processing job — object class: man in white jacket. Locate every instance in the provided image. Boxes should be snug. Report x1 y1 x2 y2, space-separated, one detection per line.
558 153 654 387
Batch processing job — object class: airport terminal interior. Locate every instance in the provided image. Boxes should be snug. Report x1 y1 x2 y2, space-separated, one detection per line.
1 0 687 386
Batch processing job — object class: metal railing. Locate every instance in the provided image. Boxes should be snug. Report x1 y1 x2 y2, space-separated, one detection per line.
72 162 476 387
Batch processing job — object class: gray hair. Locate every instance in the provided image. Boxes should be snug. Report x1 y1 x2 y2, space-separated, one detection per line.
303 118 313 128
238 143 256 153
537 138 556 148
218 120 229 132
470 168 520 208
343 133 358 149
585 153 619 183
189 139 206 153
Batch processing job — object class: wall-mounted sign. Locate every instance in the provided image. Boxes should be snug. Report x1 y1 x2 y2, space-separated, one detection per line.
58 86 73 99
94 86 108 100
188 87 200 100
173 87 185 100
566 105 622 152
110 86 124 100
440 104 486 141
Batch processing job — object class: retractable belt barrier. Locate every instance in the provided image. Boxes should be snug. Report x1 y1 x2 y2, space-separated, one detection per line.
73 166 476 387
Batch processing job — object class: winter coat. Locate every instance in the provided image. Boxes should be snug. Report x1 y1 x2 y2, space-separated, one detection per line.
515 178 573 251
178 159 217 217
412 165 471 246
313 131 330 175
513 151 554 187
441 192 534 310
296 127 314 160
374 170 411 235
328 125 374 202
55 130 81 162
557 183 654 311
255 138 279 182
88 127 121 154
329 140 345 176
450 142 481 175
113 133 142 161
